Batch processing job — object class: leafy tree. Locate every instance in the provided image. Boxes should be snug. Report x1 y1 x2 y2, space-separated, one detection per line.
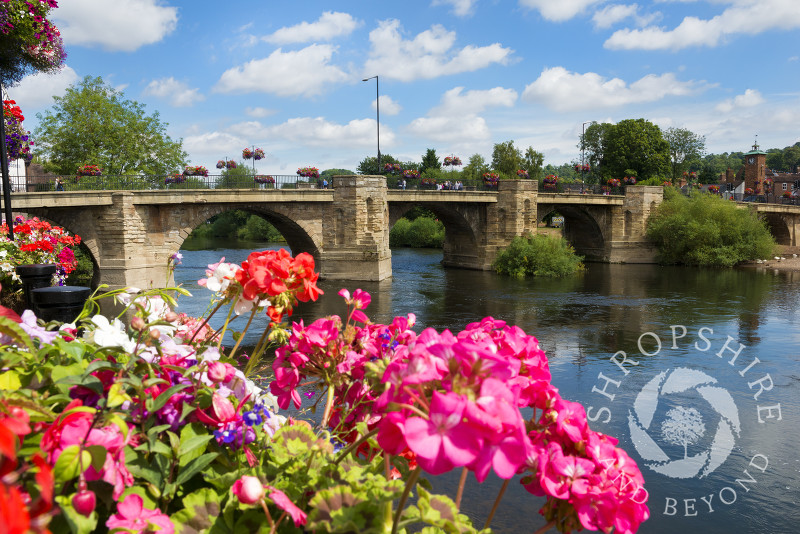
462 154 489 182
494 234 584 278
664 127 706 182
390 217 444 248
661 407 705 459
491 140 523 178
420 148 441 175
647 188 775 266
216 161 253 189
580 122 614 180
603 119 670 181
765 143 800 172
523 147 544 180
33 76 187 176
320 168 354 180
698 152 743 183
357 154 400 175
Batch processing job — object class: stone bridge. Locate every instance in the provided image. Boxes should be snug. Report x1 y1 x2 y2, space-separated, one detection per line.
10 176 667 289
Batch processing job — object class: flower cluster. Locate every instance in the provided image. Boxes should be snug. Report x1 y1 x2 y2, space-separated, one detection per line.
384 163 402 174
543 175 558 190
607 178 621 188
483 172 500 185
0 0 66 82
76 164 102 177
782 191 792 198
297 167 319 178
254 175 275 184
517 169 529 179
662 181 673 187
745 187 754 195
443 156 462 166
574 164 590 173
421 177 437 186
623 176 637 185
3 100 33 162
215 160 226 169
764 177 773 185
165 174 186 185
0 216 80 289
184 165 209 176
402 169 420 179
242 147 265 160
682 171 697 181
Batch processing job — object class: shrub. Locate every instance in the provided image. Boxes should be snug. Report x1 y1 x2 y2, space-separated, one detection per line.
647 188 775 266
390 216 445 248
494 234 584 278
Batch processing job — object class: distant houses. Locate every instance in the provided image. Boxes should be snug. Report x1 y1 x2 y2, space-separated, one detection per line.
719 142 800 198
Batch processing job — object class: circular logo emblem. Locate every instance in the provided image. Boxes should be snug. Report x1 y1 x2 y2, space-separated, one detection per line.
628 367 741 479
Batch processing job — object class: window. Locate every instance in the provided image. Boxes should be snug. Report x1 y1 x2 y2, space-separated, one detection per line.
783 182 788 191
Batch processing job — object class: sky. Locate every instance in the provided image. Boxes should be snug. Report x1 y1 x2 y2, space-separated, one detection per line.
6 0 800 177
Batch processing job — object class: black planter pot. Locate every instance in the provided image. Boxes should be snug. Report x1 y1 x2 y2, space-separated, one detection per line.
31 286 91 323
15 264 57 311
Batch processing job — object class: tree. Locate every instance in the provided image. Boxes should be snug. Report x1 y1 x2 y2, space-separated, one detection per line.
216 161 253 189
603 119 670 181
320 168 354 181
580 122 614 180
523 147 544 180
419 148 441 175
664 127 706 182
491 140 523 178
357 154 400 175
33 76 187 176
661 407 705 459
462 154 489 182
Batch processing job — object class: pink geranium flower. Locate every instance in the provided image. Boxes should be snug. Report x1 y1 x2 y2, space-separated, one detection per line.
106 494 174 533
265 485 307 527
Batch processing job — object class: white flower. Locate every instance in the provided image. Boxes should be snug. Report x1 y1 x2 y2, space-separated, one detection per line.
85 315 136 353
198 258 240 294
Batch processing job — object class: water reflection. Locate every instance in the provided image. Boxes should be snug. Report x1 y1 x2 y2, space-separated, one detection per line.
175 241 800 534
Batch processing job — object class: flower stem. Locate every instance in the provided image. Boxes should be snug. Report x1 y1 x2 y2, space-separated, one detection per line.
455 467 468 510
320 385 335 428
532 519 556 534
392 466 421 534
483 478 509 529
229 305 258 360
332 427 379 466
188 298 226 343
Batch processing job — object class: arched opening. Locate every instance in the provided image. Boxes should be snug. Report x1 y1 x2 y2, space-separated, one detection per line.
624 210 632 237
388 202 481 270
538 205 606 261
761 213 792 246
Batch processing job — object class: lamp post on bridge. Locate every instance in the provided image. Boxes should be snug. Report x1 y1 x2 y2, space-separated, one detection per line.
362 75 380 173
581 121 592 190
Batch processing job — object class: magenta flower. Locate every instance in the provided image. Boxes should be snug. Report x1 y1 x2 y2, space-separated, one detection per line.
403 391 481 475
265 485 307 527
232 475 264 505
106 494 174 533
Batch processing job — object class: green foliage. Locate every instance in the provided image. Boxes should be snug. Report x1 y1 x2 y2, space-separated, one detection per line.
664 127 706 182
33 76 188 176
491 140 523 178
764 142 800 172
320 168 354 180
493 234 584 278
461 154 489 182
216 162 254 189
390 217 445 248
647 188 776 266
420 148 441 175
357 154 400 175
697 151 743 183
523 147 544 180
581 119 670 181
187 210 284 243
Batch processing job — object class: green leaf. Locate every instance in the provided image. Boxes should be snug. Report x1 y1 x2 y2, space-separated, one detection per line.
148 383 190 414
172 488 223 534
55 337 86 360
53 495 98 534
0 316 35 352
0 370 21 390
51 363 86 385
53 444 92 483
174 452 219 487
85 445 107 471
126 456 164 487
84 359 116 375
178 435 214 466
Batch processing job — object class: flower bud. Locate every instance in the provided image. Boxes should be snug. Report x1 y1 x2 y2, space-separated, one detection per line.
130 316 146 331
72 489 96 516
165 311 179 322
149 328 161 340
232 475 264 505
207 361 228 383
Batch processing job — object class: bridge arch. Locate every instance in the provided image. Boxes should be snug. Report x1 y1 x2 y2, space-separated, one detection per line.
388 201 483 269
760 212 792 246
536 204 608 261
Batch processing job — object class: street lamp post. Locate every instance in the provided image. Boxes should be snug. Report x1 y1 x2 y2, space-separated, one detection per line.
362 75 380 172
581 121 592 188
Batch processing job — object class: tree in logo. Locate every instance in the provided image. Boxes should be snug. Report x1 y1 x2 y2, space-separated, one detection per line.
661 407 706 459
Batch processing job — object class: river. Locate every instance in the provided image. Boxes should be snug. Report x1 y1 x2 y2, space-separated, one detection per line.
175 238 800 534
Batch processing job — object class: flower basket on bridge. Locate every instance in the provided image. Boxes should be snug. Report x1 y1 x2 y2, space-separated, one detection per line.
443 156 461 167
216 160 225 169
243 147 265 160
516 169 529 179
543 175 558 190
420 177 437 189
575 163 590 173
226 161 237 170
183 165 208 177
745 187 754 195
383 163 402 174
165 174 186 185
76 164 102 177
297 167 319 179
623 176 637 185
482 172 499 188
707 185 720 194
255 175 275 187
402 169 419 180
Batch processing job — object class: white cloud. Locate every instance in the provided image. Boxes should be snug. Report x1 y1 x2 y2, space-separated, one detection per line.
245 107 276 118
6 66 80 110
374 95 402 116
605 0 800 51
213 45 349 97
522 67 699 111
592 4 659 29
364 20 512 81
432 0 478 17
263 12 361 44
183 131 244 158
260 117 395 149
52 0 178 52
431 86 517 115
143 77 204 107
519 0 603 22
407 115 491 143
715 89 765 112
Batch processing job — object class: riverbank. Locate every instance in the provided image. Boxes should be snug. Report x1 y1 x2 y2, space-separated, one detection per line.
741 246 800 271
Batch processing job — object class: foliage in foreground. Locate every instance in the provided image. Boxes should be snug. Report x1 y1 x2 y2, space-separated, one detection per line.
0 247 649 534
390 216 445 248
647 188 775 266
494 234 585 278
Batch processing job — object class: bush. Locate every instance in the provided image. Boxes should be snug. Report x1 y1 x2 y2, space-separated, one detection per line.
494 234 584 278
390 217 445 248
647 188 775 266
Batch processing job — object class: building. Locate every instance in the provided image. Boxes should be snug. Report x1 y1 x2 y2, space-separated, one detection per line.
719 142 800 199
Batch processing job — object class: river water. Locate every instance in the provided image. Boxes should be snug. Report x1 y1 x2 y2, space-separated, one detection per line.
175 239 800 534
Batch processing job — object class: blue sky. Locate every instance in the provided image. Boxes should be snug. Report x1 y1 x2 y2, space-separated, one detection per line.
7 0 800 176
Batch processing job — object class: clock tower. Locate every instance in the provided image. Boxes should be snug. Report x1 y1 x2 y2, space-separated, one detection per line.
743 140 767 194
